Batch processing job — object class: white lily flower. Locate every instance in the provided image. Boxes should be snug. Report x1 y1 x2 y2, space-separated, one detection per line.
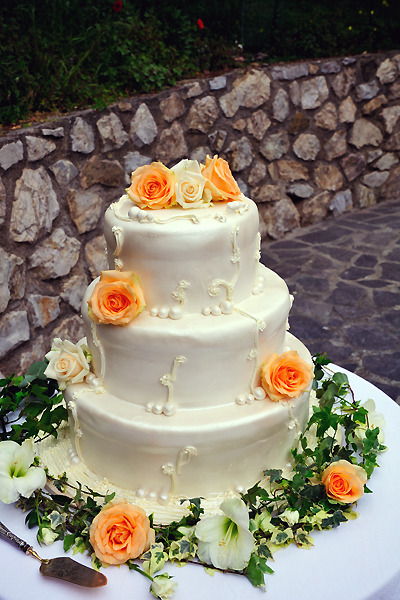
354 399 386 444
150 574 178 600
0 439 47 504
195 497 254 571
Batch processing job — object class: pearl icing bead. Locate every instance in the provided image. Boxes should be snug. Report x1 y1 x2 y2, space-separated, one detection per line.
253 387 266 400
236 395 245 405
163 402 176 416
220 300 234 314
158 307 168 319
152 404 163 415
202 307 211 316
169 306 182 320
150 308 158 317
136 488 146 498
211 305 221 316
128 206 140 220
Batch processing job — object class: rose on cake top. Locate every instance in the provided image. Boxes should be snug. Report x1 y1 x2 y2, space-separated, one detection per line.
261 350 314 402
126 155 242 210
88 270 145 325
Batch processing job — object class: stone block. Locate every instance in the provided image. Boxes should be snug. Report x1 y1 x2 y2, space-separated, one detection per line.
96 113 129 151
0 311 30 360
300 76 329 110
80 156 123 188
26 136 56 161
225 137 253 172
85 235 108 278
276 160 309 181
130 104 158 146
159 93 186 123
28 228 81 279
186 96 218 133
124 151 152 174
0 248 25 313
314 102 337 130
67 188 103 233
50 159 78 187
349 119 383 149
0 141 24 170
155 121 188 164
71 117 95 153
324 130 347 161
314 164 343 191
341 153 367 181
11 167 59 243
27 294 60 328
272 89 289 122
293 134 321 161
339 96 357 123
246 110 271 140
260 131 290 161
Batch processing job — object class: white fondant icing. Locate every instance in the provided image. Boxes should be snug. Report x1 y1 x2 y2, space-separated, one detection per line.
252 285 261 295
104 198 259 312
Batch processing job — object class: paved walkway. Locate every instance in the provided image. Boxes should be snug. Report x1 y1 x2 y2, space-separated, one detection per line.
261 198 400 404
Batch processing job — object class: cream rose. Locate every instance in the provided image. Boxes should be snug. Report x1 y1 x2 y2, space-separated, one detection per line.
172 159 212 209
127 162 176 210
44 338 91 390
201 155 242 201
321 460 367 503
261 350 314 402
90 501 155 565
87 270 145 325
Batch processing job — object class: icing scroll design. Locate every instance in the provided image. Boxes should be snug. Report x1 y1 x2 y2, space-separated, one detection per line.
67 399 83 462
162 445 198 495
172 280 189 309
234 307 266 394
159 355 187 413
111 226 123 271
90 323 106 392
207 226 241 302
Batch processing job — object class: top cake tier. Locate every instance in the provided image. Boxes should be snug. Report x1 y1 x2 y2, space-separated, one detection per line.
105 195 260 315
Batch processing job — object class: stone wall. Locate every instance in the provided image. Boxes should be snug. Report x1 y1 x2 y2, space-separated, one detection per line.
1 50 400 375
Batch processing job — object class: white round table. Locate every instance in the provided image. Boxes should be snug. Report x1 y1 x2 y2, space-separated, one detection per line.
1 367 400 600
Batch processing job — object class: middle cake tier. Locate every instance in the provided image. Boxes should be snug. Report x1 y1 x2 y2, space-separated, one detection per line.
82 264 291 411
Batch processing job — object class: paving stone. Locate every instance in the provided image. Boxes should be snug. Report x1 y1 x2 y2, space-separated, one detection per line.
298 226 351 245
296 275 330 293
288 314 331 340
339 266 374 280
327 282 366 306
373 290 400 307
384 247 400 262
354 254 378 268
363 353 400 381
319 246 357 262
358 280 391 289
380 261 400 282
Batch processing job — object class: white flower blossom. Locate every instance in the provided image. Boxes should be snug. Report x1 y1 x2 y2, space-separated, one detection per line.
0 439 47 504
354 399 386 444
172 159 212 209
150 574 178 600
40 528 58 545
195 498 254 571
44 338 91 390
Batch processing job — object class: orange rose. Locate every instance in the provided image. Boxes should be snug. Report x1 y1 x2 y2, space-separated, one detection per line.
88 271 145 325
201 155 242 202
261 350 314 402
90 501 155 565
127 162 176 210
322 460 367 503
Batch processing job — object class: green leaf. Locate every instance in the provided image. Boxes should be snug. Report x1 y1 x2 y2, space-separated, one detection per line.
244 553 273 589
263 469 282 483
321 510 348 529
28 361 48 380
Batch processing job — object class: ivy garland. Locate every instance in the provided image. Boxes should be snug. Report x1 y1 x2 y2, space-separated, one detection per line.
0 353 386 595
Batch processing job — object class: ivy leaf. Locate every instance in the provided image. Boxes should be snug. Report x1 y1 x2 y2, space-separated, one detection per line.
244 553 273 589
321 510 348 529
263 469 282 483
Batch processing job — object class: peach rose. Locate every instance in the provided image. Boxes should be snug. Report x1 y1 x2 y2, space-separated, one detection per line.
88 271 145 325
90 501 155 565
127 162 176 210
322 460 367 503
261 350 314 402
201 155 242 202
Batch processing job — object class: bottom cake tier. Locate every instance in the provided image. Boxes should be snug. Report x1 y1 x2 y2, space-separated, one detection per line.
37 333 312 521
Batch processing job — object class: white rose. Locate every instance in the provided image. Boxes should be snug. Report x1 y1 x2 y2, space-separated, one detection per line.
44 338 91 390
150 574 178 600
172 159 212 209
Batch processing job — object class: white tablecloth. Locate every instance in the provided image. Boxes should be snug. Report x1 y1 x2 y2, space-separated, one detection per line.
1 367 400 600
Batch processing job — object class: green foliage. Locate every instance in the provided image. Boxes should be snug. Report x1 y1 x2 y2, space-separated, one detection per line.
0 0 240 124
0 361 67 443
7 355 386 596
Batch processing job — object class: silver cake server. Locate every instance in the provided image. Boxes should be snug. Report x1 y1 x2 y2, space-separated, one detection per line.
0 520 107 587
